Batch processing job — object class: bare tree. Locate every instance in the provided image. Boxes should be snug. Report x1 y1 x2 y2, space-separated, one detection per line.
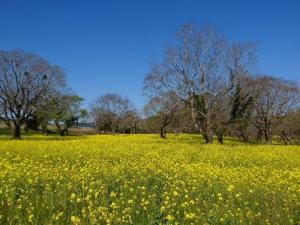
0 50 65 139
91 93 135 134
119 110 140 134
251 76 299 144
144 92 181 138
280 109 300 145
144 23 255 143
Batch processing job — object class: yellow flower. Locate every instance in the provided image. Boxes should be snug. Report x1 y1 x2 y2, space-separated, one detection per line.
110 191 117 197
110 202 118 209
0 134 298 224
71 215 81 224
185 212 196 220
227 185 234 192
165 214 174 221
173 191 179 197
28 215 34 223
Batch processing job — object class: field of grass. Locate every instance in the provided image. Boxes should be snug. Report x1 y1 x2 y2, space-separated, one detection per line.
0 134 299 225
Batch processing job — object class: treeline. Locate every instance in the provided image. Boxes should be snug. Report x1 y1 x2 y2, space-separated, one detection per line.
142 23 300 144
0 23 299 143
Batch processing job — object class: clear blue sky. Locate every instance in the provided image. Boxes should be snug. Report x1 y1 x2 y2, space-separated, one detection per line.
0 0 299 109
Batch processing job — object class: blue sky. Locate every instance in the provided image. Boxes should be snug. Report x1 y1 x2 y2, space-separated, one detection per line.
0 0 299 109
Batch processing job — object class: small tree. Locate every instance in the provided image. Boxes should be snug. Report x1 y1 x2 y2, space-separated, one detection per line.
91 93 135 134
144 92 180 138
251 76 299 144
52 94 85 136
119 110 140 134
280 109 300 144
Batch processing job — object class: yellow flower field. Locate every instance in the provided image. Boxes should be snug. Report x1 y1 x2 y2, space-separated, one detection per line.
0 134 299 225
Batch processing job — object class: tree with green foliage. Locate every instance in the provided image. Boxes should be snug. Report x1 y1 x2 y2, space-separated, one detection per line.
51 94 86 136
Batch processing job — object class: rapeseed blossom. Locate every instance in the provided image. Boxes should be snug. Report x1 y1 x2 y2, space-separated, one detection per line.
0 134 298 224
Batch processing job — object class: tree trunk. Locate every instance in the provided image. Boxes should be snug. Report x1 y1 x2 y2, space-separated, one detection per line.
203 132 213 143
264 126 272 144
256 129 263 143
240 131 249 143
111 125 116 134
202 118 213 144
217 133 224 144
281 130 292 145
134 123 138 134
41 124 48 135
59 130 65 136
41 118 48 135
160 127 166 138
14 125 21 139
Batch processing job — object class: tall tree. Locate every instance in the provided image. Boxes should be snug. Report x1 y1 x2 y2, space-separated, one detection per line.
144 23 255 143
0 50 65 139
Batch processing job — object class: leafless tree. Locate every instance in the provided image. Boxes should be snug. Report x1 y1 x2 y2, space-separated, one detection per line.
144 92 181 138
0 50 65 139
280 109 300 144
91 93 135 134
251 76 300 144
144 23 255 143
119 110 140 134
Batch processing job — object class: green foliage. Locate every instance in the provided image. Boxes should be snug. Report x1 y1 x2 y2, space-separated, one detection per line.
230 84 254 123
